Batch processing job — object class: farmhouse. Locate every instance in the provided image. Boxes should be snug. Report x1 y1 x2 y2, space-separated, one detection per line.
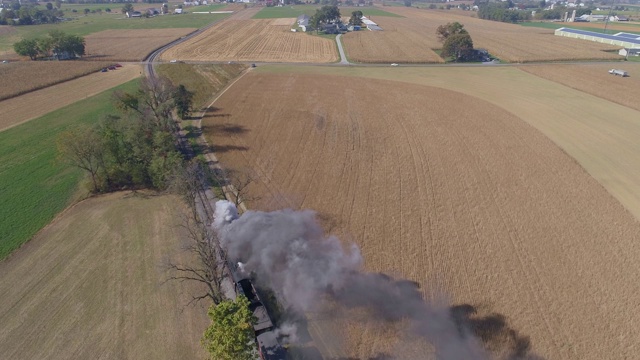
555 28 640 49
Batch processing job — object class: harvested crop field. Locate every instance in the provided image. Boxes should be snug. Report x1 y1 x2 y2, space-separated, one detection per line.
85 29 197 61
161 19 338 63
0 61 114 101
0 192 209 360
203 70 640 360
0 64 141 131
349 7 620 62
343 18 443 63
520 63 640 111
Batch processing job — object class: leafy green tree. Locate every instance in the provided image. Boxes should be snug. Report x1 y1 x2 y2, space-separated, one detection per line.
122 3 134 14
436 22 467 42
174 84 195 120
349 10 363 25
13 38 39 60
83 8 90 14
404 0 412 6
46 2 53 10
442 32 475 62
55 0 62 9
37 36 54 57
202 296 257 360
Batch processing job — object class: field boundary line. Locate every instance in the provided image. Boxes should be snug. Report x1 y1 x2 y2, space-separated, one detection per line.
195 68 253 213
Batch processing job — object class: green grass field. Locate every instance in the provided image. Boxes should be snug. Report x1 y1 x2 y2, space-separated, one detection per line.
0 12 229 52
252 5 402 18
0 79 139 260
191 4 226 11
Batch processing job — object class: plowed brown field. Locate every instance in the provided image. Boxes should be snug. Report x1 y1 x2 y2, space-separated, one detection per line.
0 61 114 101
520 62 640 111
0 193 209 360
345 7 620 62
161 19 338 63
203 70 640 360
85 29 196 61
0 64 141 131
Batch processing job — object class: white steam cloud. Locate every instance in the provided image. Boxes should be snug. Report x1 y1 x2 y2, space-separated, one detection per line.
214 200 488 360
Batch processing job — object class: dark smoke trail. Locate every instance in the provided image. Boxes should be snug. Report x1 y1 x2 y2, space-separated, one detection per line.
213 200 488 360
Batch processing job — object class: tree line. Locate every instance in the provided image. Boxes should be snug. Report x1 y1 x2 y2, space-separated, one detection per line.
0 1 63 25
477 2 532 23
13 30 85 60
57 76 194 193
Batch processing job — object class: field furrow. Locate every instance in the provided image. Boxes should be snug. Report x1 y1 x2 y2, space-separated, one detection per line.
202 70 640 360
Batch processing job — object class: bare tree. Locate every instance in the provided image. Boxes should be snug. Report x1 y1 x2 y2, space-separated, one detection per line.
57 126 104 191
213 167 260 210
113 76 178 134
167 161 228 305
168 212 228 305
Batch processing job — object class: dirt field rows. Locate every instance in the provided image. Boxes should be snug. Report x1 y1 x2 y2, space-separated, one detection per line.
203 70 640 359
85 28 196 61
0 192 209 360
343 17 444 63
520 63 640 112
347 7 620 62
0 61 114 101
161 19 338 63
0 64 141 131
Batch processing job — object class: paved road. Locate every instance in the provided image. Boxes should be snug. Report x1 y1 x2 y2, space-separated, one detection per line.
335 34 350 65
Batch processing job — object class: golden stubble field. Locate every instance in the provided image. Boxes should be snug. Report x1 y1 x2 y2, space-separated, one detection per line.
520 62 640 112
0 64 141 131
343 7 620 62
202 69 640 360
85 28 197 61
161 19 339 63
0 192 210 360
0 61 115 101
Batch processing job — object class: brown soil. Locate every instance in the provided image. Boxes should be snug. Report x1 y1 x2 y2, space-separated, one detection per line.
203 71 640 360
0 192 209 360
0 64 141 132
85 29 197 61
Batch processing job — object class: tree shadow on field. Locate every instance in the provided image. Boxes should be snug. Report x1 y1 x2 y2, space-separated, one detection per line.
450 304 546 360
329 353 393 360
203 106 232 119
204 123 250 135
208 144 248 154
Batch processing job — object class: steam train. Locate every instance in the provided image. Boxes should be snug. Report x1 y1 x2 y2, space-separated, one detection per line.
235 277 287 360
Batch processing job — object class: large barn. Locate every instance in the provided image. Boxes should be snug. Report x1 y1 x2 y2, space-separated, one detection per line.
555 27 640 49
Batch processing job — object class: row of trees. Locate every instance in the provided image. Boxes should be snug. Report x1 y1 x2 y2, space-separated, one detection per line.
477 3 532 23
14 30 85 60
57 77 194 192
0 3 63 25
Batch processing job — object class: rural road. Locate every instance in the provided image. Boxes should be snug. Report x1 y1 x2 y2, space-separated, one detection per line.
335 34 350 65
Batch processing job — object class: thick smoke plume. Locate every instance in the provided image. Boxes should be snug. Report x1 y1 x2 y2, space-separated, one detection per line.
214 200 488 360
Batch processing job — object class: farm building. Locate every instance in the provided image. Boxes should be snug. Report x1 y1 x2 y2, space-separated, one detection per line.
555 28 640 49
297 14 309 32
361 16 383 31
619 48 640 57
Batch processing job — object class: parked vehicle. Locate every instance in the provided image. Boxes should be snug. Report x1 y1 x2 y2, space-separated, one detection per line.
108 66 116 70
101 68 108 72
609 69 628 77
